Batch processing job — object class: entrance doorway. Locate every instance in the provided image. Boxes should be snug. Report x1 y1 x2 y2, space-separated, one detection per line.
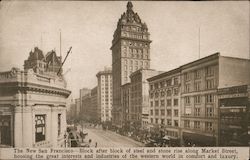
0 115 11 146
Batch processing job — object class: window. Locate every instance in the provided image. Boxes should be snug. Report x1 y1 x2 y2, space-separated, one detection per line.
194 81 201 91
206 94 214 103
150 101 153 107
174 120 179 127
184 120 190 128
35 115 46 142
185 107 191 115
185 97 190 105
173 77 178 85
160 81 165 88
173 88 179 95
167 119 172 126
206 107 214 117
206 79 215 89
194 108 201 116
167 90 172 96
154 83 159 89
155 118 159 124
161 109 165 116
155 109 159 116
205 122 213 131
167 109 171 116
206 66 214 77
194 70 201 79
161 91 165 97
194 95 201 104
150 110 153 115
194 121 200 129
150 93 154 98
184 83 190 92
155 92 159 98
150 85 153 90
58 114 61 136
161 119 165 124
174 99 178 106
174 110 178 117
166 79 172 86
184 73 191 81
160 100 165 107
155 100 159 107
150 118 153 123
167 99 172 106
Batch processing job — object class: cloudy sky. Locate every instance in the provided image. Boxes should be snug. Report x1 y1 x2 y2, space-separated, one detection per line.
0 1 249 98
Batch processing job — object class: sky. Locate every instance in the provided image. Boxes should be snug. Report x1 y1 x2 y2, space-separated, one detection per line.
0 1 249 98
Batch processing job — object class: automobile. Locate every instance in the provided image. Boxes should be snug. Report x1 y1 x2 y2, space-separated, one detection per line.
145 140 158 147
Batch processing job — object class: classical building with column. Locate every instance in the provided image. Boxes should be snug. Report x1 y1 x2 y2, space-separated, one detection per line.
0 47 71 147
111 2 151 127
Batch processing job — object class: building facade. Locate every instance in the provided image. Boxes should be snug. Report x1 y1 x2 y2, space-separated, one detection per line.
90 86 99 122
181 53 250 146
129 69 161 129
96 67 113 122
147 52 250 146
0 47 71 147
121 83 131 129
218 85 250 146
80 93 92 121
148 68 182 141
111 2 151 127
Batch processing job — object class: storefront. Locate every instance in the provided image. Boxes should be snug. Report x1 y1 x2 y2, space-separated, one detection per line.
218 85 250 146
183 132 216 146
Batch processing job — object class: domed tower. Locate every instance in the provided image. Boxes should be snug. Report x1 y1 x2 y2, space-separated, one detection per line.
111 1 151 126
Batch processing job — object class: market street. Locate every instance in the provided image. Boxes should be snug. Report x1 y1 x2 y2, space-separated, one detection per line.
82 128 144 147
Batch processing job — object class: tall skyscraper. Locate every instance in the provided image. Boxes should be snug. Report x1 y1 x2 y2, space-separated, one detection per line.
111 2 151 127
96 67 113 122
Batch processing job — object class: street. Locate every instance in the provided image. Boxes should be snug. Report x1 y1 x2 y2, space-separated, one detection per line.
82 128 144 147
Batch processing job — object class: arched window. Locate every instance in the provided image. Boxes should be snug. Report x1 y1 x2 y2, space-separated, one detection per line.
35 115 46 142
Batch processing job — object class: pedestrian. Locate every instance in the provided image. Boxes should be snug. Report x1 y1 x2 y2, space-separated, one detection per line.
80 130 84 142
88 139 92 147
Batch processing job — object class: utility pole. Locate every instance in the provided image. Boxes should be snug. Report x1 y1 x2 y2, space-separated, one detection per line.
57 47 72 76
198 27 201 59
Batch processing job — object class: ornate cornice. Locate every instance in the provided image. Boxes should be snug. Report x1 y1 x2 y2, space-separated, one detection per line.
0 81 71 98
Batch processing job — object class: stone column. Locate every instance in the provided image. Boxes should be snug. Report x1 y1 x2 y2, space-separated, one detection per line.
22 106 33 147
51 106 58 147
14 106 23 147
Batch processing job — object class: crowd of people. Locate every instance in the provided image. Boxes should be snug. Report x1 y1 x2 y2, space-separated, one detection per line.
66 121 181 147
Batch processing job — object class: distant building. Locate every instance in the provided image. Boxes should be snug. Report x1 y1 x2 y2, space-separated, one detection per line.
121 83 131 128
96 67 113 122
0 47 71 147
81 93 92 121
80 86 99 122
148 68 181 140
90 87 98 121
75 98 80 118
111 1 151 127
218 85 250 146
79 88 91 120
